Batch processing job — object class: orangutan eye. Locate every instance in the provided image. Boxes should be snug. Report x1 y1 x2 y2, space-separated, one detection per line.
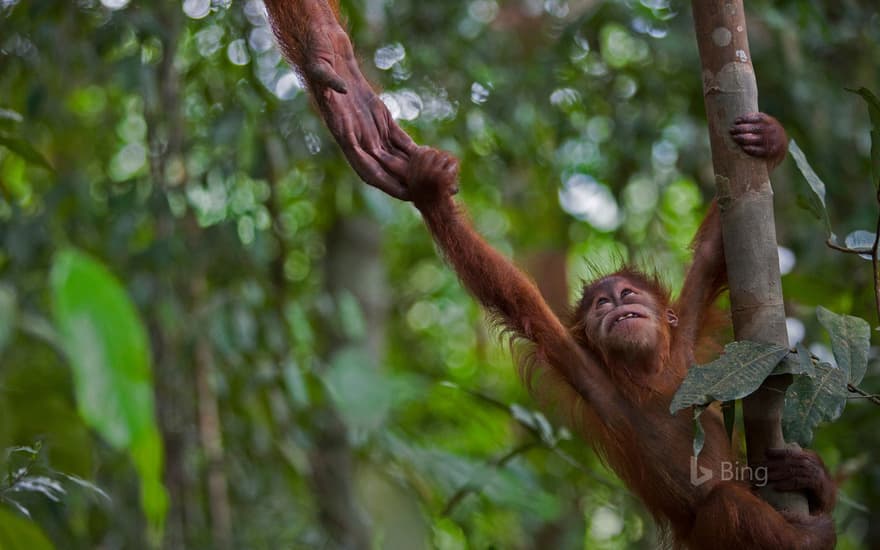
596 297 610 307
621 288 634 298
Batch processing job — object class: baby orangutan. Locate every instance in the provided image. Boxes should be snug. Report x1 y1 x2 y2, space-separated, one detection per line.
264 1 836 547
404 138 835 549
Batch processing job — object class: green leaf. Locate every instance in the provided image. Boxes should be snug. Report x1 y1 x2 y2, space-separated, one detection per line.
50 250 153 447
510 404 556 445
0 508 55 550
0 108 23 126
59 474 111 502
0 284 16 355
846 87 880 124
774 344 816 376
816 306 871 385
49 249 167 535
325 347 390 432
782 362 847 446
432 517 467 550
844 229 875 260
0 135 52 171
670 341 789 413
847 87 880 188
847 86 880 127
795 343 816 376
789 139 831 236
482 467 560 520
387 435 560 519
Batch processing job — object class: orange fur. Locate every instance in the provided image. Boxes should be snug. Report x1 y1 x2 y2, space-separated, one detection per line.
263 0 341 84
269 4 835 547
405 147 834 549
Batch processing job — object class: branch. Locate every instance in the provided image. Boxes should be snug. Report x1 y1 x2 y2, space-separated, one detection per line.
690 0 808 515
441 441 539 517
824 239 866 255
847 383 880 406
440 383 619 485
825 190 880 323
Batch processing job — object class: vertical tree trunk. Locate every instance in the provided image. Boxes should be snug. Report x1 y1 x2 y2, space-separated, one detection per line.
264 132 375 549
306 214 388 550
193 280 233 550
143 6 206 545
690 0 808 515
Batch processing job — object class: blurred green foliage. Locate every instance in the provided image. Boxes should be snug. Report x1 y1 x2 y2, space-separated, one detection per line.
0 0 878 548
50 249 167 539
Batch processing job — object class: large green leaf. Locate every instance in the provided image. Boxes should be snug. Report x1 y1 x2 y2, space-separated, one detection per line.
49 249 167 537
782 362 848 446
789 139 831 236
816 306 871 385
670 341 789 413
0 508 54 550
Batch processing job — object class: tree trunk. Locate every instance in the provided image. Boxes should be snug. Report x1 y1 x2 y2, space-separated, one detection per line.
690 0 808 515
263 134 375 548
192 280 233 550
143 5 208 545
306 214 388 550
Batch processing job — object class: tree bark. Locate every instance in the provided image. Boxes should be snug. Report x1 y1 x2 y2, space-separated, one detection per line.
690 0 808 515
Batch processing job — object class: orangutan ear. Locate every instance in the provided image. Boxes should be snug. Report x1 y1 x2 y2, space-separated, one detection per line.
665 309 679 327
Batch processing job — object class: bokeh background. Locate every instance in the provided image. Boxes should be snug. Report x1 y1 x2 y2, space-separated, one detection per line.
1 0 879 548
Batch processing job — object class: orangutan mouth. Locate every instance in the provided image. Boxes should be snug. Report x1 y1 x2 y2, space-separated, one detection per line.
613 312 643 326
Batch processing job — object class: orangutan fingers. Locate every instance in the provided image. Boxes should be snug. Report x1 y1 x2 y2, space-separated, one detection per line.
730 122 765 135
390 122 418 155
731 132 765 146
346 146 407 197
734 112 766 125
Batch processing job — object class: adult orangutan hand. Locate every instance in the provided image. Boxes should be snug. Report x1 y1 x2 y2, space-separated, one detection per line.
265 0 417 200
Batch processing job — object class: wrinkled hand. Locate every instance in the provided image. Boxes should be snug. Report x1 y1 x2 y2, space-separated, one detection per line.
760 448 836 515
729 112 788 170
300 2 416 200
